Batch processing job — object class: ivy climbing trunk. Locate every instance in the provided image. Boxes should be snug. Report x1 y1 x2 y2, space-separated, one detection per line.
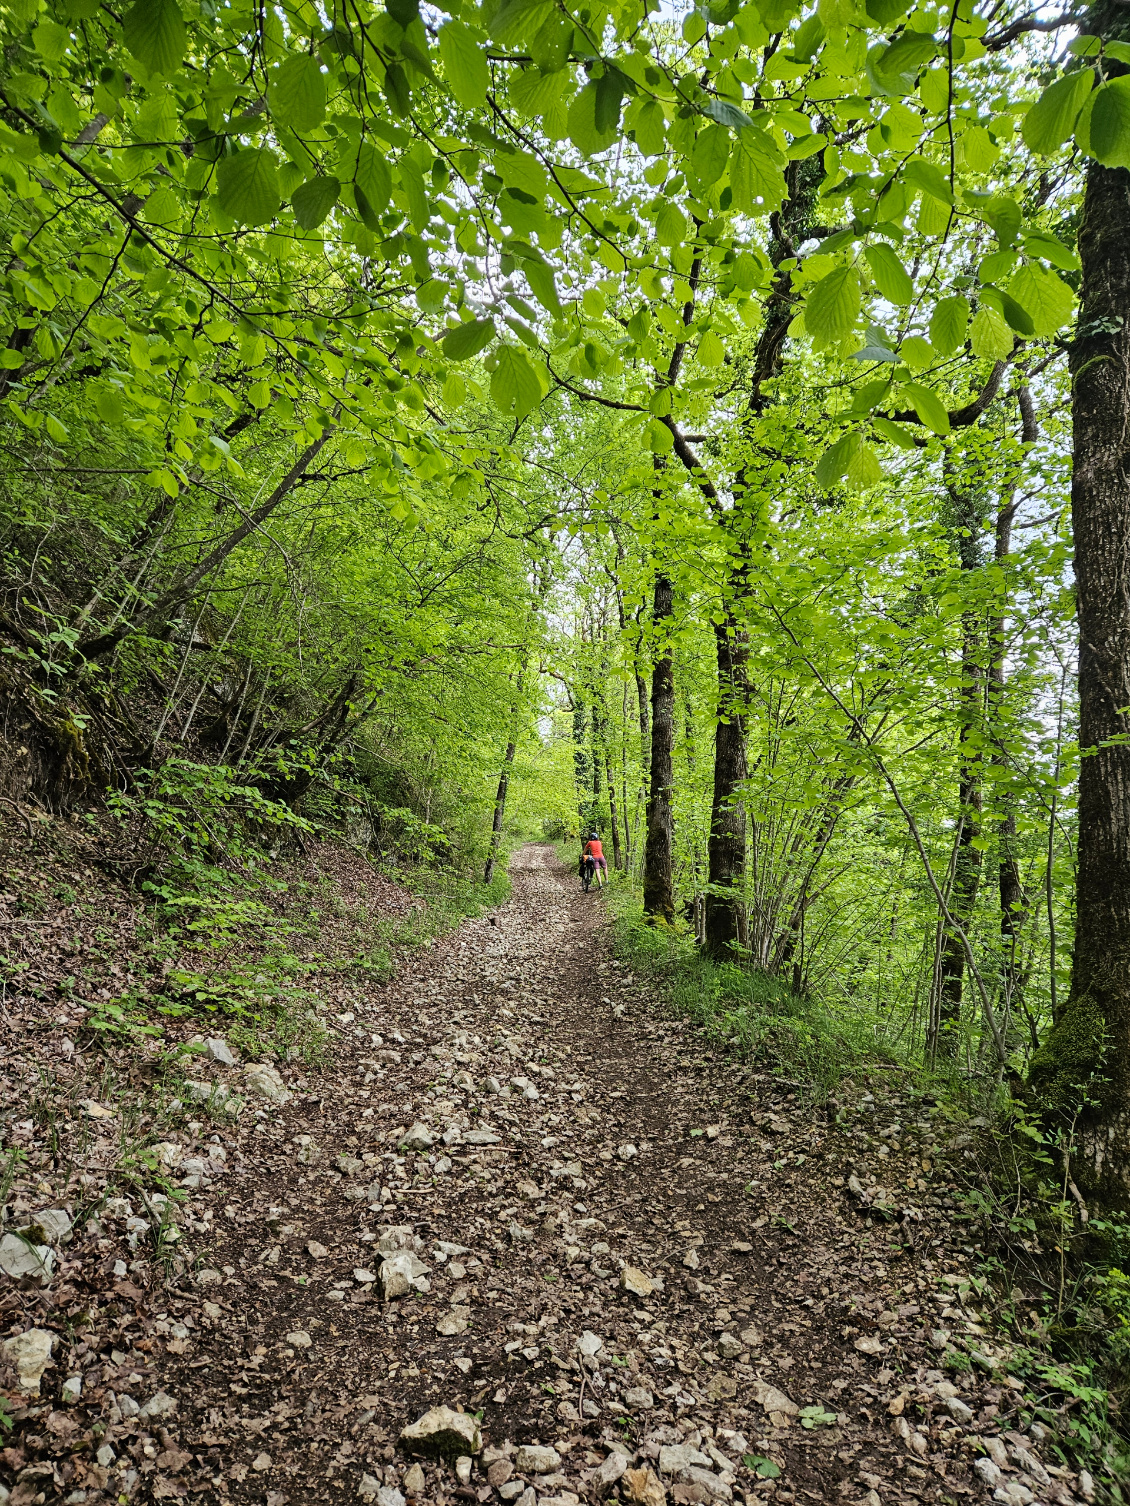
643 571 675 924
1030 149 1130 1200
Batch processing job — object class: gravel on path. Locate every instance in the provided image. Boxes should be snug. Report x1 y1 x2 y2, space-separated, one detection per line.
12 844 1084 1506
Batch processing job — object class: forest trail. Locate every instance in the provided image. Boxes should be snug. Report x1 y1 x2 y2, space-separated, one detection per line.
68 846 1081 1506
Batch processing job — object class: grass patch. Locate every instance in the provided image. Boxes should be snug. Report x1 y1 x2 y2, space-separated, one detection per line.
605 883 902 1102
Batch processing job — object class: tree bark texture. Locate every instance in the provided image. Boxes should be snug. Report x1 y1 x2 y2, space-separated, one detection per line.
1030 156 1130 1200
930 476 985 1060
643 573 675 923
572 700 590 833
704 615 749 957
483 739 515 883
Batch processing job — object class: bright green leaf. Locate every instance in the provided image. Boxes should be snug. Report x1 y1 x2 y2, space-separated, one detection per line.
804 266 860 349
647 417 674 453
1085 76 1130 168
123 0 185 75
928 294 970 355
899 335 934 369
1008 264 1076 336
268 54 327 132
697 330 725 366
567 82 617 157
969 304 1013 360
292 175 340 229
442 317 496 360
901 380 950 435
904 156 953 205
690 125 731 189
729 127 787 215
439 21 489 109
490 344 543 420
655 202 687 247
215 149 281 226
873 415 919 449
1021 69 1093 154
865 243 914 305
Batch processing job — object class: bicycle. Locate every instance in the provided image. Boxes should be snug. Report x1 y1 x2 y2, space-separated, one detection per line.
580 854 597 892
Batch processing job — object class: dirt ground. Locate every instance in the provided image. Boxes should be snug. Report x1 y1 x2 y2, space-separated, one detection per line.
0 844 1088 1506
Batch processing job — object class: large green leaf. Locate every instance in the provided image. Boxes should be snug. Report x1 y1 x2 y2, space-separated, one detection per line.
901 380 950 435
729 127 786 215
873 415 919 449
865 243 914 305
816 430 882 489
904 156 953 204
631 99 667 156
1084 76 1130 168
1008 264 1075 336
1022 231 1079 271
690 125 731 190
442 317 496 361
969 304 1012 360
1021 70 1093 154
356 144 393 216
268 55 327 132
439 21 489 109
804 266 860 349
491 345 543 420
510 66 564 118
523 259 561 316
594 70 627 136
399 156 429 231
216 149 281 226
489 0 554 47
123 0 186 75
567 82 617 157
292 175 340 230
928 294 970 355
655 202 687 247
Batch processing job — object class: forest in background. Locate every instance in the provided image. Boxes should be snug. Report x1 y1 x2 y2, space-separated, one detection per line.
0 0 1128 1350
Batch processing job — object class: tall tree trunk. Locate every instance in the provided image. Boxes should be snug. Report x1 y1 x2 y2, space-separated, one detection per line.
590 704 604 832
704 613 749 957
643 572 675 923
990 385 1036 1032
606 743 622 871
929 474 986 1060
572 700 590 832
1030 151 1130 1199
484 738 516 883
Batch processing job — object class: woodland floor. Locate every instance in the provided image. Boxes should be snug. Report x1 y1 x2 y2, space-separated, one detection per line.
0 843 1090 1506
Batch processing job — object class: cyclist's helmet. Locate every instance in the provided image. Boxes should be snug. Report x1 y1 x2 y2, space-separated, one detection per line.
589 831 598 840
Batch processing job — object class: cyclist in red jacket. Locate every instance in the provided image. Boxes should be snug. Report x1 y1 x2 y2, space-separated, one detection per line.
583 832 607 887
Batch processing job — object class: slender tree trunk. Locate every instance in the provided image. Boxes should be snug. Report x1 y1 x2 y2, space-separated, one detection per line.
1030 151 1130 1199
606 744 622 871
484 738 516 883
704 613 749 958
572 700 590 833
990 386 1036 1032
620 680 631 871
930 473 986 1060
643 572 675 923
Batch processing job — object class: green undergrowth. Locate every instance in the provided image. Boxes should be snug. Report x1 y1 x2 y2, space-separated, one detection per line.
952 1110 1130 1499
604 882 901 1102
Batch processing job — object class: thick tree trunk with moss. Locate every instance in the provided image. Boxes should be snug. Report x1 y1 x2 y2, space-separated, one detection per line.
1029 155 1130 1201
643 573 675 924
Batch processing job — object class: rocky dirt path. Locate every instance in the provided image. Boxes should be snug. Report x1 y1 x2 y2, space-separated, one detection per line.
7 845 1087 1506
